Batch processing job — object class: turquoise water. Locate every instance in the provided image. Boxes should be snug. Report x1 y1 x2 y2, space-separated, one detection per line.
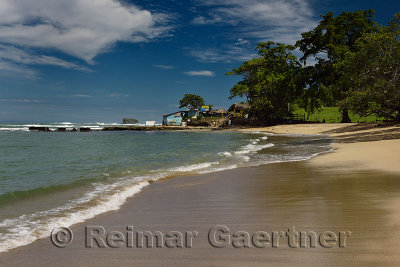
0 123 332 252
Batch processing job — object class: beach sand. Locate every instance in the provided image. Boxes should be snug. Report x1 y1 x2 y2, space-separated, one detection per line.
1 123 400 266
241 123 400 174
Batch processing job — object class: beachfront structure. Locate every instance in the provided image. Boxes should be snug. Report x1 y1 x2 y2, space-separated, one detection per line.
211 108 227 117
163 112 183 126
201 105 211 112
187 109 199 117
162 109 201 126
145 121 156 127
228 103 249 117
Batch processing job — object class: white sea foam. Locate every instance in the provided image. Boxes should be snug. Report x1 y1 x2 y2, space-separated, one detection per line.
0 157 232 253
218 151 232 157
168 162 217 172
0 127 29 132
0 157 245 253
235 143 274 155
224 137 275 162
0 181 148 253
198 164 238 174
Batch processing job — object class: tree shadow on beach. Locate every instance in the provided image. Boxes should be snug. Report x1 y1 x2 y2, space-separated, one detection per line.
321 123 400 143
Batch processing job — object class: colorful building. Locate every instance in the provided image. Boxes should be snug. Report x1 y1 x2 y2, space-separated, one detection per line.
201 105 211 112
162 112 183 126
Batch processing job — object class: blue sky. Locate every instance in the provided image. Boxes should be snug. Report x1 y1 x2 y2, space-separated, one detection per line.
0 0 399 123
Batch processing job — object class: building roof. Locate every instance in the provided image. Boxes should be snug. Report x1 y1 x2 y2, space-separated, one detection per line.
162 111 182 117
216 108 227 113
228 103 250 112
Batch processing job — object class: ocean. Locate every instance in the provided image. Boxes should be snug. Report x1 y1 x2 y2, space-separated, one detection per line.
0 122 332 252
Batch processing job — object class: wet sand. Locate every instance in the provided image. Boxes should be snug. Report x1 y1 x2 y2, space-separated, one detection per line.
1 161 400 266
1 123 400 266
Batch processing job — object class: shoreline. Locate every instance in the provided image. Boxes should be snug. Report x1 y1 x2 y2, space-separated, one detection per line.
240 123 400 174
1 123 400 265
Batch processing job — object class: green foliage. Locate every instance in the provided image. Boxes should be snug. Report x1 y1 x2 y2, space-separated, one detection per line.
226 10 400 124
297 10 376 61
293 107 382 123
337 13 400 121
179 94 205 110
296 10 377 122
227 41 303 122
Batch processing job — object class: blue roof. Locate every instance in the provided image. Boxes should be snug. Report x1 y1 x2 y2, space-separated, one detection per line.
162 111 182 117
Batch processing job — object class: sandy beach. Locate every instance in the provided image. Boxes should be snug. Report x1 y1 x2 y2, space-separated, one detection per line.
1 123 400 266
241 123 400 174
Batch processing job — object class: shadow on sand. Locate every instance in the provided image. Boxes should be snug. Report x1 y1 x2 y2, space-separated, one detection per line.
322 123 400 143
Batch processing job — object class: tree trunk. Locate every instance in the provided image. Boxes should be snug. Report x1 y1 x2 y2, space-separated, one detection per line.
341 108 351 123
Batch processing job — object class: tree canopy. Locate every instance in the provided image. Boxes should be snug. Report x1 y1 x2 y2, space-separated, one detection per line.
296 10 377 122
227 10 400 124
179 94 204 110
227 42 303 122
338 13 400 121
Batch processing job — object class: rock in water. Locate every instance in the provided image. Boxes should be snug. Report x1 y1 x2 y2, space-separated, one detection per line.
29 126 52 132
123 118 139 124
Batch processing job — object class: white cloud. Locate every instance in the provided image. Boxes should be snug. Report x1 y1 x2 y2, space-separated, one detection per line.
108 93 130 97
192 0 317 45
153 64 175 70
59 93 131 98
0 98 44 103
184 70 215 76
0 0 172 64
234 38 250 45
0 61 37 78
187 44 255 63
0 45 90 72
69 94 94 98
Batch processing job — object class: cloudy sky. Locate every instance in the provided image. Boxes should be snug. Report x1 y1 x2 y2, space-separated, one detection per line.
0 0 398 123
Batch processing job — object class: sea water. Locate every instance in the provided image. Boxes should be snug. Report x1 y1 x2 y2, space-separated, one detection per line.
0 123 332 252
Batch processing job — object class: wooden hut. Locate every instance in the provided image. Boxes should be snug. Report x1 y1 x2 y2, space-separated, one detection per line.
228 103 249 117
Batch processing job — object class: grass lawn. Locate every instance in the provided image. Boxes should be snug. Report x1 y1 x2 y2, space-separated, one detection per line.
293 107 383 123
